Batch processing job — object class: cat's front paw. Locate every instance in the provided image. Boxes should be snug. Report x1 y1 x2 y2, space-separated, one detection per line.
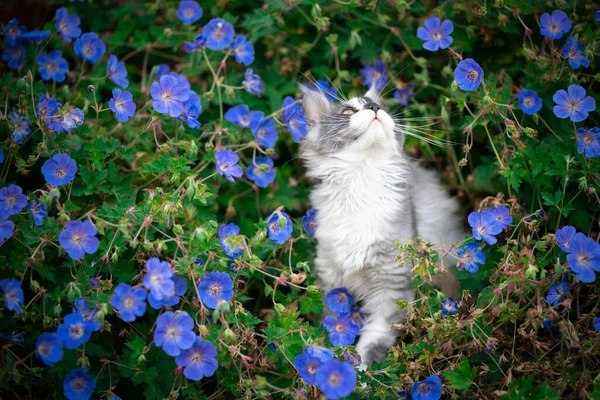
357 342 390 369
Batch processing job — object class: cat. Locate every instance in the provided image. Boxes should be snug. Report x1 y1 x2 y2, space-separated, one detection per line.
300 84 464 368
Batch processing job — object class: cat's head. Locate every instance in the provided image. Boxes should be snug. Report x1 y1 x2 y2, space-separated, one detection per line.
300 84 402 161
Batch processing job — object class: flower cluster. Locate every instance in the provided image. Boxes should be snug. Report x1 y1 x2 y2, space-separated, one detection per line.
555 226 600 283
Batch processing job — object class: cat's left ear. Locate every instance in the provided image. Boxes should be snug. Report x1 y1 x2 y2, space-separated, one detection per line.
300 85 331 122
365 84 382 105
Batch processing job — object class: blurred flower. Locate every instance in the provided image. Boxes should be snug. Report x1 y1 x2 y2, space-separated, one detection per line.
177 0 202 25
176 336 218 380
111 283 147 322
488 206 512 229
417 17 453 51
562 37 589 70
294 346 334 384
107 54 129 88
577 127 600 158
198 271 234 309
323 314 360 346
302 209 317 237
266 211 293 244
247 156 276 188
8 110 31 144
566 234 600 283
218 223 244 259
326 288 354 314
517 89 542 115
555 226 581 252
27 202 49 226
3 18 27 46
360 60 387 90
315 359 356 400
36 51 69 82
441 298 458 315
155 64 170 78
349 307 366 328
552 85 596 122
36 94 62 120
394 84 415 106
411 375 443 400
55 8 82 42
540 10 571 39
0 184 27 216
546 280 569 305
148 276 187 309
22 30 51 44
57 313 94 349
42 154 77 186
74 298 102 331
215 149 243 183
203 18 235 50
154 311 196 356
456 242 485 273
143 258 175 300
224 104 263 130
242 68 265 97
287 110 307 143
59 221 99 260
180 90 201 128
468 209 503 245
0 279 24 313
74 32 106 63
63 368 95 400
58 107 85 132
108 89 136 123
35 332 64 366
282 96 302 124
303 80 338 102
2 45 24 69
454 58 484 91
254 118 278 148
594 317 600 331
542 319 552 329
231 35 255 66
0 219 15 242
151 74 190 117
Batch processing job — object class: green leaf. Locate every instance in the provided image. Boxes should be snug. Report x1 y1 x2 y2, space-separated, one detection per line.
442 357 477 391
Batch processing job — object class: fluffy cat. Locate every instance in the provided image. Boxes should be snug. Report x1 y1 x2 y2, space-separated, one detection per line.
300 84 464 367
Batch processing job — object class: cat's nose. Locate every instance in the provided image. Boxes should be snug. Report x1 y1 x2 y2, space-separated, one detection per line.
365 103 380 112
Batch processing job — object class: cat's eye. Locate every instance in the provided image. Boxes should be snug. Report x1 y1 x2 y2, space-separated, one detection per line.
341 108 356 115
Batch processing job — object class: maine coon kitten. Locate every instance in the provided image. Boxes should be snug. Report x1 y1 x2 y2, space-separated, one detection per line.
300 84 464 367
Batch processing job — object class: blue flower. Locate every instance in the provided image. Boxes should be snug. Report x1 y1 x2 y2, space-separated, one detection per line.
55 8 81 42
36 94 62 121
294 346 334 384
57 313 94 349
594 317 600 331
303 80 338 102
2 45 24 69
0 184 27 217
597 11 600 21
411 375 443 400
546 280 569 306
22 30 51 44
267 211 293 244
176 336 219 380
58 221 99 260
566 234 600 283
184 40 203 53
553 85 596 122
0 219 15 242
243 68 265 97
323 314 360 346
177 0 202 25
252 118 278 149
542 319 552 329
154 311 196 356
35 332 64 366
155 64 170 78
194 33 207 47
441 298 458 315
37 51 69 82
215 150 243 183
394 84 415 106
224 104 263 130
349 307 366 328
89 278 100 290
143 257 175 301
63 368 96 400
417 17 453 51
218 223 245 259
577 127 600 158
315 359 356 400
108 89 136 123
555 226 582 252
0 149 3 164
468 210 503 245
197 272 234 309
488 206 512 229
151 74 190 117
74 32 106 64
302 209 317 236
360 60 387 90
203 18 235 50
454 58 484 91
74 298 102 331
326 288 354 314
517 89 543 115
287 111 307 143
562 37 589 70
3 18 26 46
8 110 31 144
247 156 276 188
42 154 77 186
110 283 147 322
231 35 255 66
0 279 24 313
540 10 571 40
456 242 485 273
107 54 129 88
179 90 202 128
49 107 85 133
148 276 187 309
282 96 302 124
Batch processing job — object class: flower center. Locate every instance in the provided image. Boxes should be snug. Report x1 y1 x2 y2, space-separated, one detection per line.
161 92 172 102
70 324 84 339
6 196 16 206
524 98 532 107
185 9 193 18
328 373 340 386
72 234 83 245
550 23 558 33
191 351 204 363
334 323 346 333
418 383 430 394
567 100 579 112
57 167 67 177
476 225 487 235
60 23 68 31
210 284 221 296
468 70 479 81
115 100 125 110
577 254 588 265
72 377 85 391
167 327 177 338
124 297 134 308
583 134 592 145
47 63 55 72
269 223 280 233
38 343 49 356
337 293 347 302
308 363 317 374
433 31 442 40
220 163 229 172
83 45 94 56
214 28 225 40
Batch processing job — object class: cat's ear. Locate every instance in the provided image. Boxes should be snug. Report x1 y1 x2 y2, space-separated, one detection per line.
365 84 382 105
300 85 331 121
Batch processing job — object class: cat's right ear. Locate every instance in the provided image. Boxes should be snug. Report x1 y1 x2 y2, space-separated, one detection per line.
300 85 331 122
